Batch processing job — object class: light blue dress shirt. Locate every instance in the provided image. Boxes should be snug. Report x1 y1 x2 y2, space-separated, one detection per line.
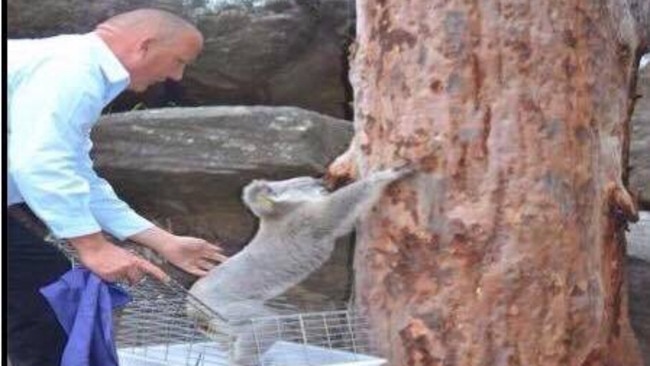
8 32 153 240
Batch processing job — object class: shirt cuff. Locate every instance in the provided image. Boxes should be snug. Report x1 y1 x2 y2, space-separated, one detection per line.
50 221 103 239
102 211 155 241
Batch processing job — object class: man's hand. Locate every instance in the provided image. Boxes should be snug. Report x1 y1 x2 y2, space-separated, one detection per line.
69 233 169 285
158 236 227 276
129 227 227 277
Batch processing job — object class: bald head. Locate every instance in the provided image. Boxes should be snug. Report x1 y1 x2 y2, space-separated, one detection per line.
97 9 200 45
95 8 204 92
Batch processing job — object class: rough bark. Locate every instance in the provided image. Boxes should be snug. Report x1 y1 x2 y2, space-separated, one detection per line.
337 1 650 365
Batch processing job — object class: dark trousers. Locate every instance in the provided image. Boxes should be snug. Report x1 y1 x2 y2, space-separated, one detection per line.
7 212 71 366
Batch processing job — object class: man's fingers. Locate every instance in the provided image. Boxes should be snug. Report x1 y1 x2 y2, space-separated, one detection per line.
125 267 143 286
197 259 217 272
189 267 209 277
205 244 226 256
206 250 228 263
137 259 170 283
210 244 225 253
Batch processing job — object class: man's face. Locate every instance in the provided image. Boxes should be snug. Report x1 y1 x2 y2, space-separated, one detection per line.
128 31 203 92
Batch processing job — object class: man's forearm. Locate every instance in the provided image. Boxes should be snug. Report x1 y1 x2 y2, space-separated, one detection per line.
68 231 110 252
128 226 176 253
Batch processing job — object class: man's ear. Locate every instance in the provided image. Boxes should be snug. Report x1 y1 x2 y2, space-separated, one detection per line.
136 36 155 58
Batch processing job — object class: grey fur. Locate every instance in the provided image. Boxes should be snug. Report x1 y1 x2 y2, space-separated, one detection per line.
188 165 413 364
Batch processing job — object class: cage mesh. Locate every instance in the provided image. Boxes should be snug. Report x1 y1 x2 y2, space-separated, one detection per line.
51 240 385 366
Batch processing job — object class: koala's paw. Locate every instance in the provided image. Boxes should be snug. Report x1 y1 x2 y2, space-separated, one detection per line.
371 164 416 183
392 162 417 177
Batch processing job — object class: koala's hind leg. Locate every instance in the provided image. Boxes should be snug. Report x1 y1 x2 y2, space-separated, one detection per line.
229 305 279 366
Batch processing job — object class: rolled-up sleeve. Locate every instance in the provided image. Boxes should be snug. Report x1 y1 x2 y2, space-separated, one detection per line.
9 59 152 240
80 162 153 240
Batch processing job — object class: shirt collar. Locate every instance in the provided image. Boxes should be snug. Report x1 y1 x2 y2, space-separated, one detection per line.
85 32 131 104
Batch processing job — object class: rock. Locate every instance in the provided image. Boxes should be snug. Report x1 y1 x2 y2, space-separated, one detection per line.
7 0 355 119
630 64 650 209
627 211 650 365
185 0 355 119
90 106 352 233
6 0 182 37
92 106 354 302
628 257 650 366
628 211 650 262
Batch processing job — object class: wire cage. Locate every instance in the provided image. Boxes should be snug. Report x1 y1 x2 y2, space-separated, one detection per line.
52 240 386 366
116 277 384 366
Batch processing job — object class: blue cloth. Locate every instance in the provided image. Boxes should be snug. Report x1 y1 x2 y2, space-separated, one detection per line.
7 32 153 240
40 267 131 366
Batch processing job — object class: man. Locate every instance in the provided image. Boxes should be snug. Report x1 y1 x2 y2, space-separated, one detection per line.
7 9 226 366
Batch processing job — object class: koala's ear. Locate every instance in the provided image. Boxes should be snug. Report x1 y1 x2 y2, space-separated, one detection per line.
243 181 277 217
244 179 305 218
254 192 276 213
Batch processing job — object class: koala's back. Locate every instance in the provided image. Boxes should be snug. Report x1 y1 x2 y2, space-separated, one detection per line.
190 206 340 306
190 165 415 319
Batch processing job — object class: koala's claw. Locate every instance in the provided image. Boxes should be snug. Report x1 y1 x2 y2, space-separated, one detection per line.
369 164 416 183
393 163 416 177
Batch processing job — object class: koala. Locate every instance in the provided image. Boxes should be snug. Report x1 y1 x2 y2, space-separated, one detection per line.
187 165 413 365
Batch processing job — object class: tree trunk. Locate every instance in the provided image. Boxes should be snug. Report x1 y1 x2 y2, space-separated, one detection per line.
339 1 650 365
